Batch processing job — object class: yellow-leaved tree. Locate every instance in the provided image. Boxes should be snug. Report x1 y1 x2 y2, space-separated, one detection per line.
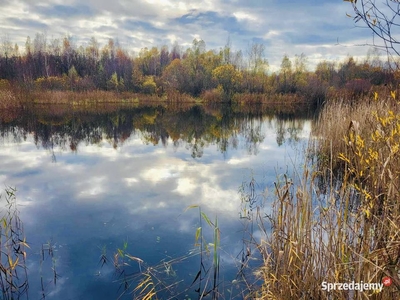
212 64 242 101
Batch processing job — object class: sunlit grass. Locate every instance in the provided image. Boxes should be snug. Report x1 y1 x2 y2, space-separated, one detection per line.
250 93 400 299
0 81 316 109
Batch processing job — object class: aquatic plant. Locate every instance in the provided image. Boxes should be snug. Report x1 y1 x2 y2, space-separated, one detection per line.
97 238 195 299
39 239 59 299
0 187 29 300
186 205 221 300
100 206 226 299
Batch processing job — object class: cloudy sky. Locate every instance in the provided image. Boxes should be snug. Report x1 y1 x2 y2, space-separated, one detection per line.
0 0 376 70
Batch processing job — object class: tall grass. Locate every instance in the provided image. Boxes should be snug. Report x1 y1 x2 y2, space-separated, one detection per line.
105 206 238 299
0 187 29 300
187 205 221 299
232 92 302 105
114 203 269 300
312 93 399 174
252 94 400 299
0 79 315 108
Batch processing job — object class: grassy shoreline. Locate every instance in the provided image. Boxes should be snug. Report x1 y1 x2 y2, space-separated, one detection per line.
251 95 400 299
0 87 312 109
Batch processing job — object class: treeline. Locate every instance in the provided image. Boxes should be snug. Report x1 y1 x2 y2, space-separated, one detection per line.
0 33 395 104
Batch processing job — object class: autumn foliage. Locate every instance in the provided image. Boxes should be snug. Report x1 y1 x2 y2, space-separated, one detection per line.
0 34 395 106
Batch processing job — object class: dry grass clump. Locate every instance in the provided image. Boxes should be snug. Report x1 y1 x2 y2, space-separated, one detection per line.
312 93 399 173
0 87 170 107
252 93 400 299
164 89 197 103
253 171 399 299
232 93 302 104
30 90 140 104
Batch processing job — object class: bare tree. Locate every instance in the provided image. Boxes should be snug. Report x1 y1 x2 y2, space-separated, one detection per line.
62 35 74 71
170 41 181 60
347 0 400 64
222 36 232 65
86 37 99 61
0 35 13 57
247 43 268 74
49 37 61 56
33 32 47 54
34 32 49 77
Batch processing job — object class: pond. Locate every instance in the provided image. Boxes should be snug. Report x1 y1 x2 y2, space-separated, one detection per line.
0 103 313 299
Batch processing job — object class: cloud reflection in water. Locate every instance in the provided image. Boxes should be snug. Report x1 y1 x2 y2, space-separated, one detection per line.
0 105 311 299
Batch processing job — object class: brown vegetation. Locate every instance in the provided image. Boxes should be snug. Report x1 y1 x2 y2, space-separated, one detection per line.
0 34 397 109
250 93 400 299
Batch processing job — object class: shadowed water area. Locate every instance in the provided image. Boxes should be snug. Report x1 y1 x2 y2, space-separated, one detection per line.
0 103 313 299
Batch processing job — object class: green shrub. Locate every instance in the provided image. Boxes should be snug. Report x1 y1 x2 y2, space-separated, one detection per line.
142 76 157 95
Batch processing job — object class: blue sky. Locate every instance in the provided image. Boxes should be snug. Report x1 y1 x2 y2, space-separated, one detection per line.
0 0 377 71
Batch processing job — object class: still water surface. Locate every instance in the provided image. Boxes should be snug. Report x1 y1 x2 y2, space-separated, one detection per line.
0 103 312 299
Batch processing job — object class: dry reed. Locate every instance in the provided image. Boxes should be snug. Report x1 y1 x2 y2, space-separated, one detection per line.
252 93 400 299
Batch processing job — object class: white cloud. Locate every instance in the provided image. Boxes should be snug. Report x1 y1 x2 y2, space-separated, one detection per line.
174 177 196 196
233 11 258 22
124 177 139 186
0 0 379 69
77 176 107 198
264 30 280 39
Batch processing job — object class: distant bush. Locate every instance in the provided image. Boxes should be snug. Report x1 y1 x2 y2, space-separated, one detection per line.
299 75 328 106
142 76 157 95
345 78 371 97
200 88 223 102
75 76 96 92
35 76 66 91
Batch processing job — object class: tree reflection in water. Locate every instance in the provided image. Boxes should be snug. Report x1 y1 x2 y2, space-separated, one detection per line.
0 102 313 160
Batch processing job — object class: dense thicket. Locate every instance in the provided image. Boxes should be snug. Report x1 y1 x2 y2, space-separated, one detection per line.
0 34 395 103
